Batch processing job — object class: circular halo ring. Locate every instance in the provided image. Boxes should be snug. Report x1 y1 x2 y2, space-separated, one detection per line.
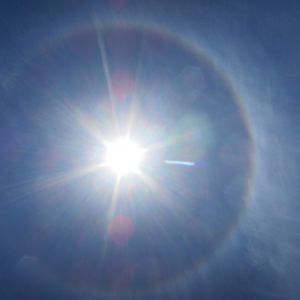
10 19 257 298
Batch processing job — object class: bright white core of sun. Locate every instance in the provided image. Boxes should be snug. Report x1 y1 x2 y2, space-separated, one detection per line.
105 138 144 175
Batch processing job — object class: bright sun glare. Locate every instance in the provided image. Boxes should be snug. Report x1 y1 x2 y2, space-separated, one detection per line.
105 138 144 175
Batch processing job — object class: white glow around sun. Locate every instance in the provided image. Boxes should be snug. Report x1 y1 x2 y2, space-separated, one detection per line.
105 138 144 175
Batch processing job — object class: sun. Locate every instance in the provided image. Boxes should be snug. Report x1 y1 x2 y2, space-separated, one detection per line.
104 137 144 175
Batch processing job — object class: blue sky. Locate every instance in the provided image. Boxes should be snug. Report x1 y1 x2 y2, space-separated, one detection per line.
0 1 299 299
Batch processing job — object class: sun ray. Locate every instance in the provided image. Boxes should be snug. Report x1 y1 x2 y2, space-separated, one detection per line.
92 20 119 134
71 107 109 145
101 173 122 257
108 174 122 220
126 35 147 137
34 163 106 192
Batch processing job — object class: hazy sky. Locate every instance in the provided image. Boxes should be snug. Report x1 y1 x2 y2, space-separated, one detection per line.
0 1 299 300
